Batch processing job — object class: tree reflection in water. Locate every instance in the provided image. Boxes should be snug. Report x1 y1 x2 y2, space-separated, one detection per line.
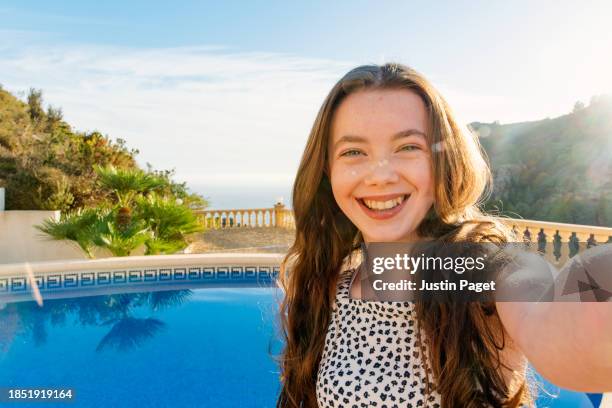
96 317 165 352
0 289 192 353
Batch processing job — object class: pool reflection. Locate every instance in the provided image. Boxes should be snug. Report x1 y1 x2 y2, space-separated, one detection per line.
0 290 192 353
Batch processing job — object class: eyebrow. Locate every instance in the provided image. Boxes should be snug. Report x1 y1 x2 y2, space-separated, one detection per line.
332 129 427 152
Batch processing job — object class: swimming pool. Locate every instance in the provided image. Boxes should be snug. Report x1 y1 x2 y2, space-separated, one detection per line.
0 257 603 407
0 287 283 407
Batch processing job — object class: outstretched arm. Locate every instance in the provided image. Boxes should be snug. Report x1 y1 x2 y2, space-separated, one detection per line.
496 246 612 392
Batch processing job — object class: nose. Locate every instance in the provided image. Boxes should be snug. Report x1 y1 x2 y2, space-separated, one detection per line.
363 158 399 186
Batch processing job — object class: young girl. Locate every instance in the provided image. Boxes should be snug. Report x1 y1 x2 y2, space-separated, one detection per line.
275 63 611 407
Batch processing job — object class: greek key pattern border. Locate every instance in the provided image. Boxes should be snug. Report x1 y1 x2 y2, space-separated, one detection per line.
0 265 280 295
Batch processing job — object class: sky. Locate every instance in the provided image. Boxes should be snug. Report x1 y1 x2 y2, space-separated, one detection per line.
1 1 611 207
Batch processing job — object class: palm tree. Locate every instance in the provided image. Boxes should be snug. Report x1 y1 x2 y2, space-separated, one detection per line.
37 166 204 258
93 165 167 207
93 164 167 230
96 218 151 257
135 193 204 255
35 208 101 258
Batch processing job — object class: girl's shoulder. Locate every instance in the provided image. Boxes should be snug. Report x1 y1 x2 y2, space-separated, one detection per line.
339 248 364 273
337 267 357 292
339 263 358 275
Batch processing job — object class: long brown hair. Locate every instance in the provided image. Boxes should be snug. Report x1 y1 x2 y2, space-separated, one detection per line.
275 63 532 407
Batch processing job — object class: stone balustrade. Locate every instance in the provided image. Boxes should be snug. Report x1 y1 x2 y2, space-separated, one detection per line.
195 202 295 229
502 218 612 265
196 203 612 264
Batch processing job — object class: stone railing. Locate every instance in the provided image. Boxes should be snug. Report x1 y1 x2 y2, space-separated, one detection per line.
196 203 612 264
502 218 612 265
195 202 295 229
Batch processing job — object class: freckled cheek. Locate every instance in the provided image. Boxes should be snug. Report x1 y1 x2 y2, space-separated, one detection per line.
330 164 367 202
332 163 368 182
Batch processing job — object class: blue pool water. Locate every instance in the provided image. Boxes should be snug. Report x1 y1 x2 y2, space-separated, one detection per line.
0 287 601 407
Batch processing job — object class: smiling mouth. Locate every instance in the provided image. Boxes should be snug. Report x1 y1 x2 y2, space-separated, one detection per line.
357 194 410 211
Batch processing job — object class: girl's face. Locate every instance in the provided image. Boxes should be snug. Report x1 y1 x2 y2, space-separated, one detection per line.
328 89 435 243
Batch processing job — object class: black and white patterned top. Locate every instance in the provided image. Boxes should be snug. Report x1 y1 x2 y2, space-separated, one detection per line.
316 268 442 408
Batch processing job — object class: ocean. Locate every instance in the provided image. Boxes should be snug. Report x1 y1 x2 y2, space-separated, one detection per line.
189 185 294 210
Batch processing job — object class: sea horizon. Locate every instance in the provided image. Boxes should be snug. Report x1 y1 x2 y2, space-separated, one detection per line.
189 184 294 210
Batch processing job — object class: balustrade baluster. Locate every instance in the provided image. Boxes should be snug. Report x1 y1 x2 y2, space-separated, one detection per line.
586 233 597 248
523 228 532 249
552 230 562 263
568 232 580 258
537 228 547 255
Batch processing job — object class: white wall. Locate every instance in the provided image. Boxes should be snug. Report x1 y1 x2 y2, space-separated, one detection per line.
0 210 112 264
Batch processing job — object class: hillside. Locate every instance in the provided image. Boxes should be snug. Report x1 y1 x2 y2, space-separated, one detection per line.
0 87 204 211
472 95 612 227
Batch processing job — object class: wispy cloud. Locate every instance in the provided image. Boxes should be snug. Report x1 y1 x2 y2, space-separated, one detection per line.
0 43 354 189
0 39 526 194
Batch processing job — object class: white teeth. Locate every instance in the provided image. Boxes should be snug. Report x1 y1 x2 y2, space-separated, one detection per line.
362 195 407 210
